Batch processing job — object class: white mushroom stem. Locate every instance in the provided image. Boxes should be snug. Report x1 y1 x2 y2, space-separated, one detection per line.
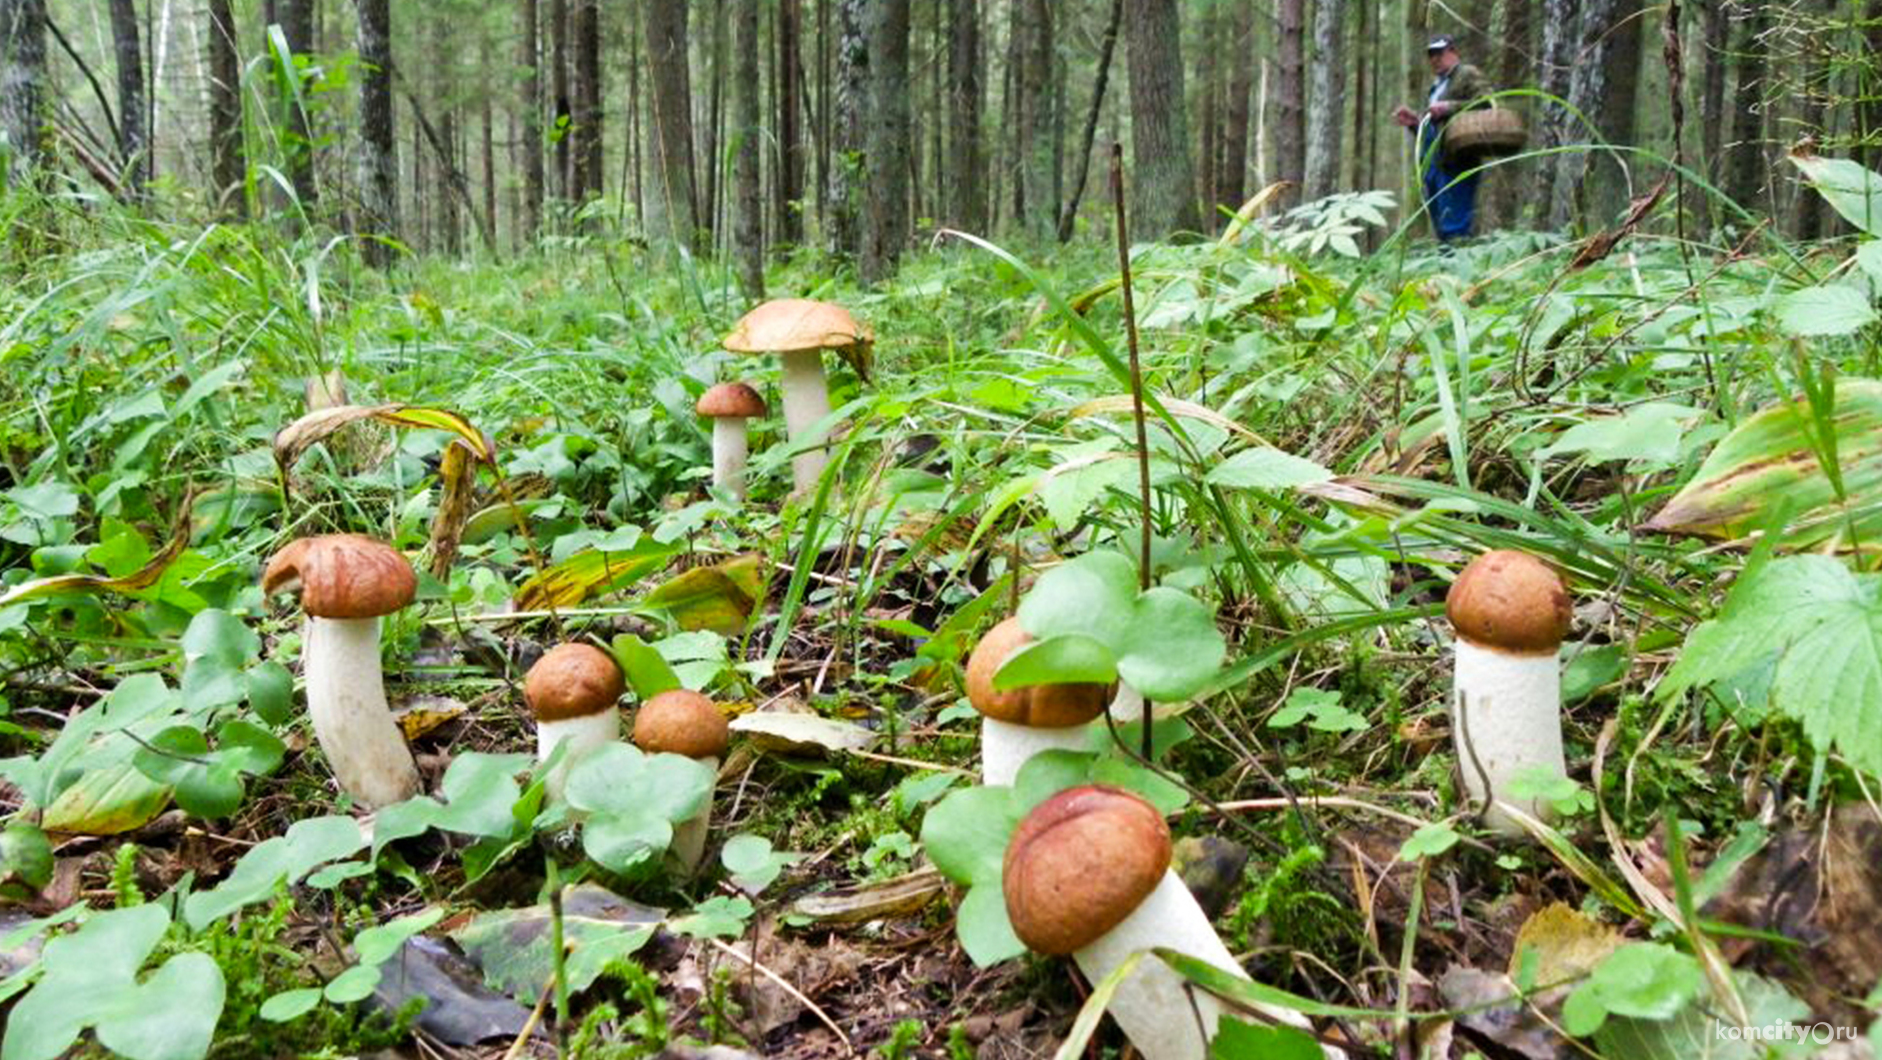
711 418 751 500
1075 869 1337 1060
1109 682 1145 722
302 616 420 809
981 718 1090 786
778 349 833 492
1452 638 1566 836
535 710 621 800
669 755 719 874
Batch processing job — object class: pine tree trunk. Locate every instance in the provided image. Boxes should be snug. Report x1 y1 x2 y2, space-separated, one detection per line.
830 0 866 257
1594 0 1642 224
1057 0 1119 241
207 0 242 214
777 0 804 246
1723 3 1767 215
551 0 570 203
1015 0 1052 235
108 0 147 193
642 0 699 248
1546 0 1614 230
733 0 763 295
1126 0 1199 235
517 0 543 240
1534 0 1579 228
860 0 909 283
946 0 984 233
357 0 398 265
572 0 601 203
1275 0 1305 190
0 0 46 185
1195 1 1218 224
1303 0 1344 200
280 0 316 206
482 35 497 243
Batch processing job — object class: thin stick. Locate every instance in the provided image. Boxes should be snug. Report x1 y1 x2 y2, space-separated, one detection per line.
1109 142 1155 762
706 937 852 1050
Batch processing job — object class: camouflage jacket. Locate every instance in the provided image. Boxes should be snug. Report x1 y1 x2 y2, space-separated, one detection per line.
1428 62 1490 118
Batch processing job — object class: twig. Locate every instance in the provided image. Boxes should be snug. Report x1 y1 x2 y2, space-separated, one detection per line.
1109 142 1156 763
705 937 852 1051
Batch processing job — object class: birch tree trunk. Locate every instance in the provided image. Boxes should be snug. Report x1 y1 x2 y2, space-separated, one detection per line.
1303 0 1344 201
1534 0 1580 228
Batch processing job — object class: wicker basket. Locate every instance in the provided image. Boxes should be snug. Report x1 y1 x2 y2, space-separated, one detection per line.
1442 107 1526 169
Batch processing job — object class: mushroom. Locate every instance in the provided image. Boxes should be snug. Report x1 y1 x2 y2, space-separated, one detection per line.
262 534 421 809
964 617 1113 785
1004 786 1330 1060
695 382 767 500
1446 549 1572 836
721 298 872 493
631 688 730 873
524 643 624 799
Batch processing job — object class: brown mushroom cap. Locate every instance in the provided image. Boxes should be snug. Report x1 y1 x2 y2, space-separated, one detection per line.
632 689 730 759
722 299 873 355
964 617 1113 728
697 382 767 418
262 535 417 619
1446 550 1572 654
525 643 625 722
1003 785 1171 955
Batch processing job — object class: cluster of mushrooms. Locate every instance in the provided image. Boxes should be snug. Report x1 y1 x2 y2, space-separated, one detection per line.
257 290 1579 1058
956 549 1575 1058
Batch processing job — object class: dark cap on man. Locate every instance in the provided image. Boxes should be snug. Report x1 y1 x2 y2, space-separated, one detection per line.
1427 34 1456 52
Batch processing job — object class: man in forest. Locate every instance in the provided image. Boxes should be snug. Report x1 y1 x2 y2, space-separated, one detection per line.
1393 35 1489 244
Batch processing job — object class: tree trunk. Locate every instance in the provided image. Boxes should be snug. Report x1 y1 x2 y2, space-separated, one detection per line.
1126 0 1200 236
280 0 316 207
1487 0 1533 228
860 0 908 283
1217 1 1250 211
357 0 398 264
571 0 601 203
1534 0 1579 229
516 0 543 240
1015 0 1053 235
0 0 47 185
108 0 147 193
482 37 497 243
1195 1 1218 224
1275 0 1305 190
1303 0 1344 200
1863 0 1882 174
946 0 984 233
732 0 763 295
1546 0 1615 230
1794 0 1834 240
1594 0 1642 224
207 0 242 214
1058 0 1119 241
1723 3 1767 216
777 0 805 246
829 0 865 257
642 0 699 248
551 0 570 202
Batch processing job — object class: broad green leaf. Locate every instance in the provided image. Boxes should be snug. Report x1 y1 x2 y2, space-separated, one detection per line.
1561 943 1705 1036
1397 822 1461 861
1116 588 1226 701
1792 154 1882 236
41 763 171 835
919 785 1020 885
1205 447 1333 490
322 964 381 1004
92 952 225 1060
1593 973 1809 1059
564 743 712 825
1017 551 1138 649
1541 404 1700 465
991 634 1118 689
1774 284 1877 337
353 908 444 966
258 988 323 1022
581 810 673 873
642 556 764 634
179 608 260 669
244 663 294 725
720 834 802 895
185 815 365 929
610 633 682 699
1210 1018 1325 1059
667 896 753 939
432 753 531 838
0 824 51 896
956 882 1026 967
1657 555 1882 778
1646 380 1882 550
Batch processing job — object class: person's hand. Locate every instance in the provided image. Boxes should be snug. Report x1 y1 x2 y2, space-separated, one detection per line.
1392 104 1417 128
1429 101 1454 119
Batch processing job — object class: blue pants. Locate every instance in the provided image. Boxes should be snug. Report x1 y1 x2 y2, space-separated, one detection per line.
1421 129 1479 242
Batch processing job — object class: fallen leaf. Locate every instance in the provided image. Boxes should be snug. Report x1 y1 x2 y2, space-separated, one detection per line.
449 884 665 1000
728 711 878 756
789 868 945 924
372 935 536 1045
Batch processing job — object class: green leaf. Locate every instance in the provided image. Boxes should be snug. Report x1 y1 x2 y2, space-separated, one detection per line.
564 743 712 825
581 810 673 873
1116 588 1226 701
1209 1018 1325 1059
1017 551 1138 649
179 608 260 669
919 785 1020 885
353 908 444 966
449 885 663 998
1774 284 1877 337
1792 154 1882 236
720 834 802 895
0 824 52 895
41 763 171 835
1205 447 1333 490
667 896 753 939
7 482 80 520
1541 404 1699 465
991 634 1118 689
258 988 323 1022
244 663 294 726
322 963 381 1004
184 815 365 929
1397 822 1461 861
609 634 682 700
956 882 1026 967
432 752 531 838
1657 555 1882 779
1593 973 1809 1059
1268 687 1366 732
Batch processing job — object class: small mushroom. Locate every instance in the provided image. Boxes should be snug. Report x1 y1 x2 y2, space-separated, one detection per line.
632 689 730 873
1003 786 1329 1059
964 617 1112 784
262 535 421 809
695 382 767 500
1446 549 1572 836
524 643 624 799
722 298 872 493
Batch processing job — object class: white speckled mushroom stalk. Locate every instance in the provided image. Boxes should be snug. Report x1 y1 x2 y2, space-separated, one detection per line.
525 642 626 801
778 349 832 492
712 417 751 498
1447 550 1573 836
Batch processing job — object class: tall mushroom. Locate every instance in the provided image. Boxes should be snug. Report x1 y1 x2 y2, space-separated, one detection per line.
631 689 730 873
722 298 872 493
262 535 421 809
524 643 624 799
1446 549 1572 836
1004 786 1332 1060
964 617 1112 785
695 382 767 500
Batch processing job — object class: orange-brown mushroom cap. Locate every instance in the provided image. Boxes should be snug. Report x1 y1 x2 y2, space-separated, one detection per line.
633 689 730 759
722 299 873 355
696 381 767 418
965 617 1113 728
1446 550 1572 655
525 643 625 722
1003 785 1171 955
262 535 417 619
